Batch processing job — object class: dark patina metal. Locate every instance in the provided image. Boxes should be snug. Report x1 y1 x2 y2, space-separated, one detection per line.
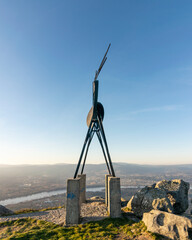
74 44 116 178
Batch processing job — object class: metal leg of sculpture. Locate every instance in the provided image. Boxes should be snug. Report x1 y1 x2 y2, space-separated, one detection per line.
97 117 116 177
96 130 111 175
74 122 93 179
81 130 94 174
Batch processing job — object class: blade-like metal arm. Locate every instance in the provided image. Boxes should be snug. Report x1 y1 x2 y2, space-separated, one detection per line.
98 43 111 74
74 121 93 178
94 43 111 81
97 116 116 177
81 127 95 174
96 130 111 175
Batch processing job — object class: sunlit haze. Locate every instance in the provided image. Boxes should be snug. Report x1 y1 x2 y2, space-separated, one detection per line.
0 1 192 165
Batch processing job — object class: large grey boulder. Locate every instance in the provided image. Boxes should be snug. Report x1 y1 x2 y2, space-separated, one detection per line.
143 210 192 240
0 205 14 216
127 179 189 217
155 179 189 214
127 184 173 217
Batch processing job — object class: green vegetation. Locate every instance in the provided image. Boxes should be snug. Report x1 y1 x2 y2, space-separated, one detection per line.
14 206 65 215
14 209 40 215
0 217 163 240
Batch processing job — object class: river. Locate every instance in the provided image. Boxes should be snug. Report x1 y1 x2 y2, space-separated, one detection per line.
0 186 140 206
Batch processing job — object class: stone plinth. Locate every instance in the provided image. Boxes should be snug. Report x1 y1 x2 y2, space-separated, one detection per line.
108 177 121 218
66 178 80 225
105 174 112 207
78 174 86 204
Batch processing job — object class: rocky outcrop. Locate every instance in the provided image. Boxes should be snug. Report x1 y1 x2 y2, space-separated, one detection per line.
127 179 189 217
127 184 173 217
143 210 192 240
156 179 189 214
0 205 14 216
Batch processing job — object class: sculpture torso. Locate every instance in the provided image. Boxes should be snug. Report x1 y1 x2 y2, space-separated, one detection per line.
86 102 104 127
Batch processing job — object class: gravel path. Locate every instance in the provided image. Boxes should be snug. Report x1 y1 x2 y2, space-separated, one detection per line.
2 197 190 226
0 198 108 225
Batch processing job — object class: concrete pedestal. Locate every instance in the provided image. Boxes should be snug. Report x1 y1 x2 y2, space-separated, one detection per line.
108 177 121 218
66 178 80 225
105 174 112 207
77 174 86 204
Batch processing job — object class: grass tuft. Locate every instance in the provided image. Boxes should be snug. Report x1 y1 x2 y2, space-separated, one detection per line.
0 216 165 239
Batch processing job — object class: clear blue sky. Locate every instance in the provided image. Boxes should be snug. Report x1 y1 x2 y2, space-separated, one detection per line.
0 0 191 165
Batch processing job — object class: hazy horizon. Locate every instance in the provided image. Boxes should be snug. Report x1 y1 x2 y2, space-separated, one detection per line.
1 162 192 167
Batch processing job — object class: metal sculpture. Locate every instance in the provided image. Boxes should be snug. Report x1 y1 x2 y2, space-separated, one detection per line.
74 44 115 178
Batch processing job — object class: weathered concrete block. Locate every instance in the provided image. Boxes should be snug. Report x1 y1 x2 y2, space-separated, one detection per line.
105 174 112 207
66 178 80 225
78 174 86 204
108 177 121 218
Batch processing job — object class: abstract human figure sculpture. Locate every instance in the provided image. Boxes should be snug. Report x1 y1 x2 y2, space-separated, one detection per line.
74 44 115 178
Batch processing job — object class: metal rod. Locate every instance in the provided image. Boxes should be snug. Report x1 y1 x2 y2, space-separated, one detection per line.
97 116 116 177
96 130 111 175
94 43 111 81
81 129 95 174
74 121 93 178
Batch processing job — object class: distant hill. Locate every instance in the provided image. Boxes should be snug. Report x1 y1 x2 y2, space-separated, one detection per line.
0 163 191 201
0 162 192 177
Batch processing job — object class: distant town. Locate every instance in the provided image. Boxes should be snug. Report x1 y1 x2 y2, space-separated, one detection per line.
0 163 191 211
